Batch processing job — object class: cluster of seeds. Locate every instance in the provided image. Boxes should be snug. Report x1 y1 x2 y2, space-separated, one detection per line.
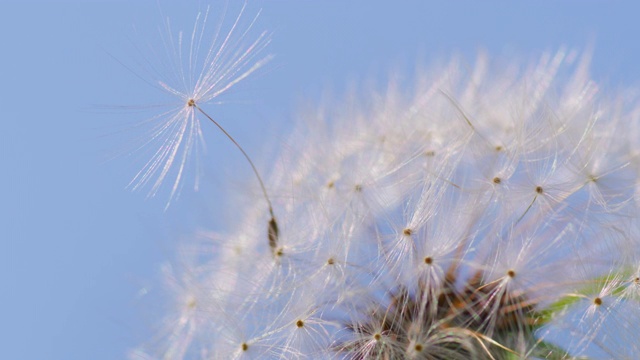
134 51 640 359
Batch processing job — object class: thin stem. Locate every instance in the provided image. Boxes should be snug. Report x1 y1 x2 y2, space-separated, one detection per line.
194 104 273 215
194 103 279 252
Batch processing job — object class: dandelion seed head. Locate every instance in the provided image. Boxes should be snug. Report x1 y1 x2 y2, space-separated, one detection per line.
132 48 640 359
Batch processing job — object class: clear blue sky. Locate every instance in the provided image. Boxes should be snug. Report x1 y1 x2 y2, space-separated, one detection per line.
3 1 640 359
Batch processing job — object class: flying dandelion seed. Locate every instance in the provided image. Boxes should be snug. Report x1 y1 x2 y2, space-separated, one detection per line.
124 1 273 208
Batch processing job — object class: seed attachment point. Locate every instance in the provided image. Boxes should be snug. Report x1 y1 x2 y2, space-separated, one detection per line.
593 297 603 306
268 216 279 253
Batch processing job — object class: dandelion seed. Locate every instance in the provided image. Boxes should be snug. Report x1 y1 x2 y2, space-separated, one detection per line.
120 2 284 256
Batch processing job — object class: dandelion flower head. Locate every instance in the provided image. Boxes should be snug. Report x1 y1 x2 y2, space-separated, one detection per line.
125 7 640 359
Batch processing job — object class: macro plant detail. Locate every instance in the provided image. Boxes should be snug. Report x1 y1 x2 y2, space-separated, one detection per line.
123 3 272 206
126 5 640 360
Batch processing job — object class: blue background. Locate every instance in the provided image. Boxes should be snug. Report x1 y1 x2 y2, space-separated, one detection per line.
3 1 640 359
